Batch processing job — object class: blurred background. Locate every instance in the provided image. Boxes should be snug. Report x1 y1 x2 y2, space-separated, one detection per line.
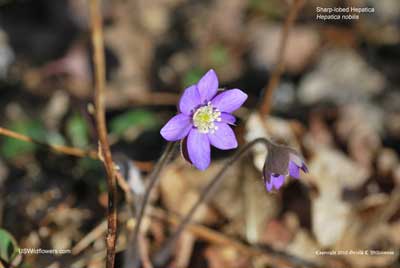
0 0 399 267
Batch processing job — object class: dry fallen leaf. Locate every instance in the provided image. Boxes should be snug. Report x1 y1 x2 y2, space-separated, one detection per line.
286 229 322 264
298 49 386 105
245 113 300 172
306 148 369 246
242 160 278 244
250 24 320 74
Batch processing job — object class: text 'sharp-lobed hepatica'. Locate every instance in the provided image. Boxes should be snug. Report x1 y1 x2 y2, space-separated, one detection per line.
160 69 247 170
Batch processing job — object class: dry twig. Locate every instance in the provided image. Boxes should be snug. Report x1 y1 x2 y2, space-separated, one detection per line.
0 126 153 173
72 220 108 255
0 127 97 158
72 203 321 268
88 0 118 267
258 0 305 117
153 138 272 265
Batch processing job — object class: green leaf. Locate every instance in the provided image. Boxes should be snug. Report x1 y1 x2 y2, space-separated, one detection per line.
0 120 46 159
77 158 102 173
0 228 18 264
98 178 107 193
66 113 89 148
110 109 159 136
182 68 205 88
248 0 283 19
210 44 229 66
47 132 66 147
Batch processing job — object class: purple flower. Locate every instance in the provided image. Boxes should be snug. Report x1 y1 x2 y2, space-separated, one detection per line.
160 69 247 170
263 144 308 192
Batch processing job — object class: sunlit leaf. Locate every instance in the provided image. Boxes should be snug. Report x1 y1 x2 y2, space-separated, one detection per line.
77 158 102 173
0 228 18 264
110 109 158 136
0 120 46 159
98 178 107 193
210 44 229 66
66 113 89 148
182 68 205 88
248 0 283 18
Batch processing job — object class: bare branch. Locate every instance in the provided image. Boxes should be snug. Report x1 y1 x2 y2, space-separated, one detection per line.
258 0 305 117
88 0 118 267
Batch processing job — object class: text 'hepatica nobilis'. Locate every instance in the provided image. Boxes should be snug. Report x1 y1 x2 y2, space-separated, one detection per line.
160 69 247 170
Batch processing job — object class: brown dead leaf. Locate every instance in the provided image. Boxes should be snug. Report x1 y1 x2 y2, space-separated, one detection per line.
261 219 293 250
250 24 320 74
286 230 322 264
159 157 236 225
204 245 249 268
307 148 369 246
242 160 278 244
336 103 382 169
245 113 301 172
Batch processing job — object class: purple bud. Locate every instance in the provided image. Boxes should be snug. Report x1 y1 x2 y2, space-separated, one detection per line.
263 143 308 192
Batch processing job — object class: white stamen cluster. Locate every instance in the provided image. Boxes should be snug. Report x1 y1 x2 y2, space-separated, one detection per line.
192 102 221 133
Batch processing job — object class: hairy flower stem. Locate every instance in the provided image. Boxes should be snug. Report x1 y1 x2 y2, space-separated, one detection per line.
153 138 272 266
131 141 177 266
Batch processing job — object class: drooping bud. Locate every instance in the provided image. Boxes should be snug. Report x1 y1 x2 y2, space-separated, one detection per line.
263 143 308 192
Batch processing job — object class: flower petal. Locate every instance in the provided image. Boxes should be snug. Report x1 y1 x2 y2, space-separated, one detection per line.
272 174 285 189
160 114 192 141
289 161 300 179
211 89 247 113
220 112 236 124
265 174 285 192
208 123 238 150
197 69 219 103
179 85 201 115
265 179 273 192
187 129 211 170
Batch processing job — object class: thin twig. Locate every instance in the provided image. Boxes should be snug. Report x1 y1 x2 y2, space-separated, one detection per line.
151 208 321 268
115 171 133 203
131 142 177 266
75 164 322 268
72 151 324 268
138 235 154 268
89 0 118 267
0 126 153 173
72 220 108 255
258 0 305 117
0 127 97 158
72 203 321 268
153 138 271 266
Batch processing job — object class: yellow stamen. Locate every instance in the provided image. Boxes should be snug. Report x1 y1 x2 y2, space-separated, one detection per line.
192 102 221 133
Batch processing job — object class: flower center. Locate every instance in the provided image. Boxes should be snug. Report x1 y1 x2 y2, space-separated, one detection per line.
192 102 221 133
